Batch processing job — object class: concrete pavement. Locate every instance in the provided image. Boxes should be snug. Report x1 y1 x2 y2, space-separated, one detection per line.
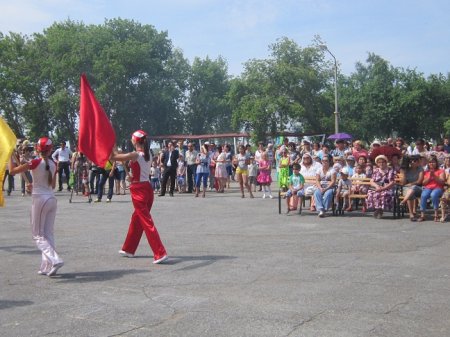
1 183 450 336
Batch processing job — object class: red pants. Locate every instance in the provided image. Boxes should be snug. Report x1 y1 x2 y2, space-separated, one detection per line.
122 182 167 260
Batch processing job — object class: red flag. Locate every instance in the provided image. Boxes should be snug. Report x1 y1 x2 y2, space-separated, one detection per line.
78 74 116 168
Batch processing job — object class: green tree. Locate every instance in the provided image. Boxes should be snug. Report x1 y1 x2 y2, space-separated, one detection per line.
229 37 332 142
185 56 232 134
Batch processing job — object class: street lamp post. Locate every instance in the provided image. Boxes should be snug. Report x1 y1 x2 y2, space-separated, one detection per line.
321 45 339 134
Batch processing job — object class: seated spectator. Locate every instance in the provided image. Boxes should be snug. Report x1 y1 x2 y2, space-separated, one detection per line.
314 156 337 218
344 155 355 176
418 156 445 222
366 155 396 219
351 164 369 210
390 154 402 173
335 167 352 211
300 153 319 197
412 139 428 156
399 155 424 221
285 163 305 214
395 137 408 157
440 170 450 222
312 142 322 158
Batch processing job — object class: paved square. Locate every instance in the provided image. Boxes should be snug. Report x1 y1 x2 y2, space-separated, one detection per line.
1 184 450 336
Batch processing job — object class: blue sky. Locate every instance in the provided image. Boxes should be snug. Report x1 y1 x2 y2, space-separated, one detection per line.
0 0 449 77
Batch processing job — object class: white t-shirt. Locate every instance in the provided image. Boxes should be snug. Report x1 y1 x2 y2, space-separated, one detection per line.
30 158 56 195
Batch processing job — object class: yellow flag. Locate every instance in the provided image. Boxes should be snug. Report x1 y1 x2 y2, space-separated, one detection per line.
0 117 17 207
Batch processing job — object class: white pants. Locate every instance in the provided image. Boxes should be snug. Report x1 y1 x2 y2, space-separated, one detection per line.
31 194 63 273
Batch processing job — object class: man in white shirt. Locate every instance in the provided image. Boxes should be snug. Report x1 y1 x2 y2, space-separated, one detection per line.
52 141 72 191
185 142 198 193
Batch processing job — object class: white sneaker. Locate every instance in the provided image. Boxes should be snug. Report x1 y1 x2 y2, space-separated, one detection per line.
262 194 266 199
47 262 64 276
269 195 273 199
118 250 134 258
37 270 47 275
153 255 168 264
318 211 325 218
106 198 111 203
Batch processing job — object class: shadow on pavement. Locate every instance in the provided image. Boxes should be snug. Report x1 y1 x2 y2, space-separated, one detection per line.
167 255 237 271
0 245 38 255
0 300 34 310
53 268 149 284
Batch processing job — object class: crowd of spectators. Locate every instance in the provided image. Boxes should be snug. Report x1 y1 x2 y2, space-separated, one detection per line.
4 136 450 222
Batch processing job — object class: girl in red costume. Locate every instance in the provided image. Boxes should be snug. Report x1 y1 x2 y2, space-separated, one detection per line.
9 137 64 276
110 130 168 264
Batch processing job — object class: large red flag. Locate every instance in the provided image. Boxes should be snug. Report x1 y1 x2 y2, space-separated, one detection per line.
78 74 116 168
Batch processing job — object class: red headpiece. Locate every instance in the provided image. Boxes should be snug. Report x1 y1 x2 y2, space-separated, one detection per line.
37 137 53 152
132 130 147 142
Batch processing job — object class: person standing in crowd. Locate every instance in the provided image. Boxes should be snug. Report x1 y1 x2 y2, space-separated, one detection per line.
255 142 265 191
195 144 211 198
299 139 312 157
150 159 161 193
257 151 273 198
89 162 101 195
278 147 290 190
208 142 218 191
9 137 64 276
331 139 347 158
288 142 300 176
185 142 198 193
214 144 228 193
159 141 179 197
248 157 258 192
443 137 450 154
176 154 186 193
19 140 34 196
234 144 254 198
52 141 72 192
224 144 234 187
266 143 275 168
113 149 127 195
351 140 368 161
71 148 90 196
110 130 168 264
95 160 115 203
411 139 428 156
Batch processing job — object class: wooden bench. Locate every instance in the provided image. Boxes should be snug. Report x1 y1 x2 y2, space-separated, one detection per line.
278 177 336 215
335 177 372 215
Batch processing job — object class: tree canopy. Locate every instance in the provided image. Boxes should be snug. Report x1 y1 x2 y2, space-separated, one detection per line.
1 19 449 145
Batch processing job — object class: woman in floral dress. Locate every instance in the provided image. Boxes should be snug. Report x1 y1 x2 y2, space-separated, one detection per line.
366 155 396 219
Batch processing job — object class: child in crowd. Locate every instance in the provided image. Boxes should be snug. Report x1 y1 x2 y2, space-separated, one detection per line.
248 157 258 192
176 154 186 193
150 160 161 192
257 151 273 198
351 164 368 195
336 167 352 211
285 163 305 214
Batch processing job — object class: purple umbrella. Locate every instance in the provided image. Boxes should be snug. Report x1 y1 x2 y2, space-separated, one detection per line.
327 133 352 141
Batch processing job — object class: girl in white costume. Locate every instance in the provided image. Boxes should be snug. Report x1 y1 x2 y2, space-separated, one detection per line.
9 137 64 276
